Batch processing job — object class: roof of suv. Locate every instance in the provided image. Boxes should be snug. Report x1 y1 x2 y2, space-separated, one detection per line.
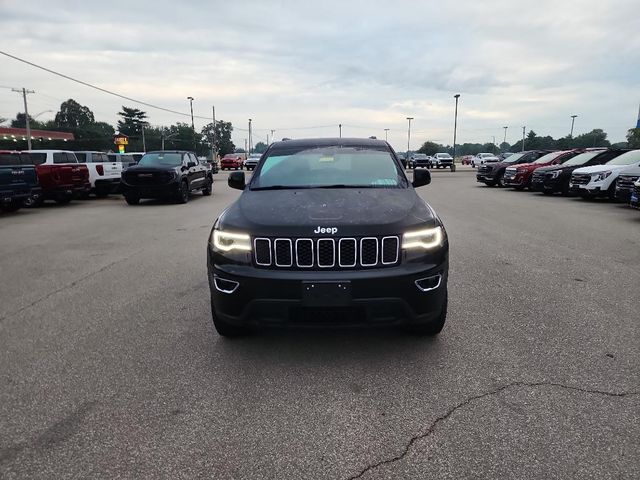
270 137 389 149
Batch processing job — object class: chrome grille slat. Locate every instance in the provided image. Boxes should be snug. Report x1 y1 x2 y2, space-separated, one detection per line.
253 236 400 269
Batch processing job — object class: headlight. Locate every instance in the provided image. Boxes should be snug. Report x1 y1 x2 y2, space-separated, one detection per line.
212 229 251 252
594 171 612 182
550 170 561 179
402 226 443 250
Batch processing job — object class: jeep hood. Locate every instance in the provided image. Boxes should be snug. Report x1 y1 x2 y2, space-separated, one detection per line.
219 188 437 237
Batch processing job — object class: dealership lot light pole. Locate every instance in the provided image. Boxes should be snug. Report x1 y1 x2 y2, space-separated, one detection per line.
406 117 413 155
503 126 508 146
570 115 578 138
187 96 195 151
452 95 460 161
384 128 389 142
248 118 252 154
522 126 526 152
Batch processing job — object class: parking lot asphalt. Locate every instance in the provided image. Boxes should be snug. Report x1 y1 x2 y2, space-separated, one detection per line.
1 166 639 479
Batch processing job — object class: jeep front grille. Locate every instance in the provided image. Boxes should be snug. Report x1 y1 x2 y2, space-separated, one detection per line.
253 236 400 269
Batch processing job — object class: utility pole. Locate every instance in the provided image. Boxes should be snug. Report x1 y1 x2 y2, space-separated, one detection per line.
187 96 195 151
13 87 35 150
141 124 146 152
339 124 342 138
503 126 508 145
248 118 252 154
570 115 578 138
244 138 247 154
211 106 217 160
270 129 275 144
384 128 390 142
406 117 414 156
522 126 526 152
492 135 496 154
453 95 460 162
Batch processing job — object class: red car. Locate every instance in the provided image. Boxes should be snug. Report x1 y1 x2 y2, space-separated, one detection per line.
220 154 244 170
502 150 582 190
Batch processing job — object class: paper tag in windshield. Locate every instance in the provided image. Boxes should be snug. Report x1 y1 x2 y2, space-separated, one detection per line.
319 155 334 163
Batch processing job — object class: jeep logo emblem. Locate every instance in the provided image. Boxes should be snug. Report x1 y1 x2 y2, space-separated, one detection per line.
314 226 338 234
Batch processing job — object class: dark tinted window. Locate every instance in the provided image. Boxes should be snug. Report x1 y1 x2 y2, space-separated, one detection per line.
0 153 21 166
107 154 118 162
53 153 67 164
29 153 46 165
94 153 108 162
76 153 87 162
66 152 78 163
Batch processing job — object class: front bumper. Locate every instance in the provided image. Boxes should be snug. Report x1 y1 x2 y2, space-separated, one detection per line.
503 171 527 187
207 254 448 328
94 178 121 193
530 177 545 192
120 181 180 198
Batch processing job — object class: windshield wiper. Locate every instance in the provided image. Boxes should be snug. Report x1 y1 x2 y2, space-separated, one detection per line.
312 184 376 189
250 185 313 191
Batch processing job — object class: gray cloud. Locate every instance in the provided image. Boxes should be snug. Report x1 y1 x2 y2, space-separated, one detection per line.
1 0 638 148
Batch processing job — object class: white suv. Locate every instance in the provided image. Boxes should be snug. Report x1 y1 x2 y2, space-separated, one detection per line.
432 153 454 169
570 150 640 200
75 151 123 197
471 152 499 167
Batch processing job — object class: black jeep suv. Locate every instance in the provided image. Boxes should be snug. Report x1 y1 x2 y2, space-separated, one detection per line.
121 151 212 204
476 150 548 187
530 148 629 195
207 138 449 336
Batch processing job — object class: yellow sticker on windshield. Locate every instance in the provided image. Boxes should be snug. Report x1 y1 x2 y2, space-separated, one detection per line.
319 155 335 162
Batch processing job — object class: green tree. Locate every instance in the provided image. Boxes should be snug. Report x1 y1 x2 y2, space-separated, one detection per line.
571 129 610 148
626 128 640 148
54 99 95 128
253 141 268 153
201 120 235 156
11 113 44 129
417 141 441 156
117 106 148 137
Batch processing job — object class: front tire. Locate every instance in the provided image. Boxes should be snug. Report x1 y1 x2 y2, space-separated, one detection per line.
202 177 212 196
0 200 22 213
124 195 140 205
176 180 189 204
405 294 447 336
497 172 505 187
211 301 249 337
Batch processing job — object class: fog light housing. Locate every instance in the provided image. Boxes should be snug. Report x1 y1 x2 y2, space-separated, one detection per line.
214 276 239 294
415 274 442 292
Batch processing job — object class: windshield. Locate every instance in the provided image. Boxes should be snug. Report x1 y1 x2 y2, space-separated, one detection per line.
606 150 640 166
251 146 407 190
437 153 452 158
138 152 182 167
413 154 428 159
533 152 562 164
562 151 603 166
503 153 524 163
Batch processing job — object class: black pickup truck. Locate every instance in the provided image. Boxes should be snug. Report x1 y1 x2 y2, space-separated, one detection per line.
0 151 41 213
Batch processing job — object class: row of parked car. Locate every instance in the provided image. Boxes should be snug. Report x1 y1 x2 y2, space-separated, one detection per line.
0 149 219 212
474 148 640 208
397 152 455 170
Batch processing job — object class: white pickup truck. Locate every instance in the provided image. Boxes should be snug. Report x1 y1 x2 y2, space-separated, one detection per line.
570 150 640 200
75 151 123 197
432 153 454 169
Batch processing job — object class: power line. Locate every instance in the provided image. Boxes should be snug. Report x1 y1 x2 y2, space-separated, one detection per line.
0 49 222 123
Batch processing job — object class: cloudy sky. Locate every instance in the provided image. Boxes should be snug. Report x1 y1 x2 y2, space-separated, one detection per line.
1 0 639 149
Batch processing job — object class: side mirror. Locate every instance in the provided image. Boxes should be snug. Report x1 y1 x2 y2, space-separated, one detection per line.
228 171 246 190
412 168 431 188
187 161 196 168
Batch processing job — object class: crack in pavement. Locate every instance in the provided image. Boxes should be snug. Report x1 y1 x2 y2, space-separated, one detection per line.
0 250 143 324
345 381 640 480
